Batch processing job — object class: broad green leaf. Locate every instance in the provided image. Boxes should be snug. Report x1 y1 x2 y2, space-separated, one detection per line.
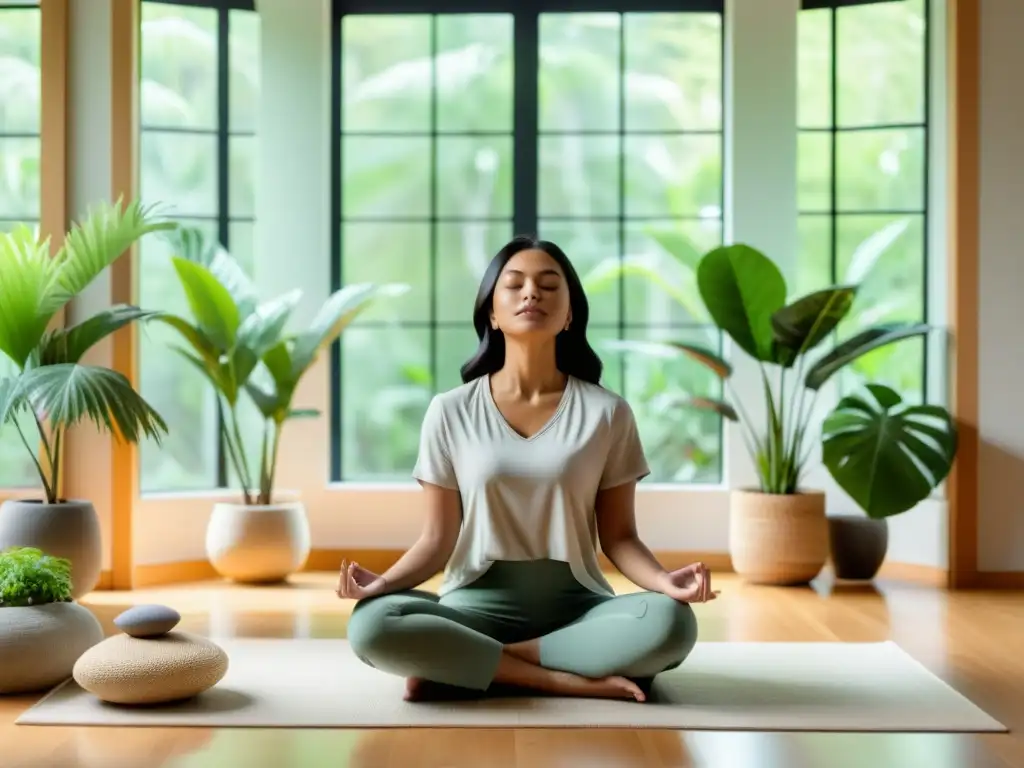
12 363 168 444
821 383 958 519
260 341 298 408
171 257 241 352
601 338 732 378
290 283 408 376
151 314 221 366
0 376 22 425
696 244 787 362
805 322 931 391
244 381 281 419
40 305 159 365
235 290 302 362
163 225 258 318
232 291 302 390
56 197 176 297
0 226 65 368
770 285 857 367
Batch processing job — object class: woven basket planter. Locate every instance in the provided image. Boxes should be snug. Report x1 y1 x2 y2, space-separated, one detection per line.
729 489 828 585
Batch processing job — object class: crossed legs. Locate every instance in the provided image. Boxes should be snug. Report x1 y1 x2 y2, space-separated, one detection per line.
346 588 698 701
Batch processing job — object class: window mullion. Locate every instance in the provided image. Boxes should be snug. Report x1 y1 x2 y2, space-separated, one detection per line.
216 4 231 488
512 10 539 235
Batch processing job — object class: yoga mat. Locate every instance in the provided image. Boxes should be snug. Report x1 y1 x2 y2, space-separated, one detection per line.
16 640 1006 732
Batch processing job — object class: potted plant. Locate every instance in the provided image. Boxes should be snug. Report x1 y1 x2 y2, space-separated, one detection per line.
0 546 104 693
153 226 408 583
609 243 935 584
0 199 173 597
820 383 957 580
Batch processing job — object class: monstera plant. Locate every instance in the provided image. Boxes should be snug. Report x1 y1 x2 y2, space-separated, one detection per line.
818 383 958 581
154 225 408 583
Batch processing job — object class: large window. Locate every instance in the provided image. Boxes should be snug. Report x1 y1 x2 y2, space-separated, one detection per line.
797 0 930 402
331 2 726 484
138 0 260 492
0 1 41 488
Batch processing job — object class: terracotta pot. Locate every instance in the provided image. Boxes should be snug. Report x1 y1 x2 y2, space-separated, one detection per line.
0 601 104 693
205 500 310 583
729 489 828 585
0 499 103 598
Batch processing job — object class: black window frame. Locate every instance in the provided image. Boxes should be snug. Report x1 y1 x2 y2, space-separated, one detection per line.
0 1 43 490
797 0 931 402
328 0 731 483
139 0 256 490
0 1 42 230
326 0 917 483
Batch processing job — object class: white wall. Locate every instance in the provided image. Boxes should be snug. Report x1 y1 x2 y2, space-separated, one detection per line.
977 0 1024 573
130 0 952 570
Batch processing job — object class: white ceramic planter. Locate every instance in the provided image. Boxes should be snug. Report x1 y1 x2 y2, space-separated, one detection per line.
0 601 104 694
0 499 103 598
205 500 311 583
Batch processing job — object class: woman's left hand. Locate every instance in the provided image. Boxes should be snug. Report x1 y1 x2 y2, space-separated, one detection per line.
657 562 719 604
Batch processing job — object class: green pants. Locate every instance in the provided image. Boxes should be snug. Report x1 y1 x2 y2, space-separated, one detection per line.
346 559 698 691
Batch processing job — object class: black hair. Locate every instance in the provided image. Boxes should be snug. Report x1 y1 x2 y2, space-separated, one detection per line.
459 234 604 386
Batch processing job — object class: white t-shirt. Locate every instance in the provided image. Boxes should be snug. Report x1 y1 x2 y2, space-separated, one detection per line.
412 374 651 596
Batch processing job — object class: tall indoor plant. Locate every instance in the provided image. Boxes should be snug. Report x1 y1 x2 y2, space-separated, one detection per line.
612 242 940 584
155 226 407 583
0 199 173 597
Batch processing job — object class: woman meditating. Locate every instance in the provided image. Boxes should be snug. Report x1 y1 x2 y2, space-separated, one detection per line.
338 235 717 703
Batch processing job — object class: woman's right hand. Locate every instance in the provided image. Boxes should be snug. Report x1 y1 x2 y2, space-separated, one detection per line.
336 560 388 600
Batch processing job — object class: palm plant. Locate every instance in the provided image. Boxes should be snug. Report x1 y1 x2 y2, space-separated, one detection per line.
154 226 408 506
0 199 174 503
609 242 939 496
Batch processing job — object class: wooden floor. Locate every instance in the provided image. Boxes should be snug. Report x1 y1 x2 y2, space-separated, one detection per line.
2 571 1022 768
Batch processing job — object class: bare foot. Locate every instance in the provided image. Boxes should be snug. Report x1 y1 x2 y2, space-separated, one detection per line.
548 671 646 702
402 653 647 704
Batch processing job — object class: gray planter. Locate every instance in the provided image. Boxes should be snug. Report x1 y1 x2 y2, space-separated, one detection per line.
828 514 889 580
0 499 103 598
0 601 104 694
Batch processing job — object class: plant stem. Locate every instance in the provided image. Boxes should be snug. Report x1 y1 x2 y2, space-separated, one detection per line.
265 420 282 505
227 403 255 503
52 428 63 502
725 379 764 467
217 397 252 504
14 419 54 503
32 412 56 495
759 365 783 492
258 419 271 505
